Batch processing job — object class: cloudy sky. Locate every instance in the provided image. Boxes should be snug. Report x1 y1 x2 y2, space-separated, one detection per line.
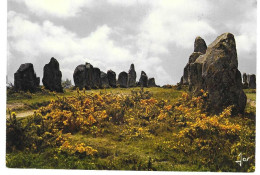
7 0 256 86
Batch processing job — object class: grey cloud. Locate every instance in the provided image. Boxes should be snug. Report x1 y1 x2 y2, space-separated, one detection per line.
7 0 256 86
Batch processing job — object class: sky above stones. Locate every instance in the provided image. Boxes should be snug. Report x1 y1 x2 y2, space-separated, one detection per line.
7 0 256 86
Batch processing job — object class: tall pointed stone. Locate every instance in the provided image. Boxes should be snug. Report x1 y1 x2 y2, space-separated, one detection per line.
42 57 63 92
128 64 136 87
194 36 207 54
181 37 206 85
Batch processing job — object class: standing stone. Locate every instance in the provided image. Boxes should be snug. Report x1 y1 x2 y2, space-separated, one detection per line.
248 74 256 89
180 37 206 85
194 36 207 54
92 67 101 89
42 57 63 92
14 63 40 92
73 62 94 90
100 71 109 88
128 64 136 87
148 78 156 87
242 73 249 89
243 73 248 84
73 64 87 90
182 64 189 85
118 71 128 88
179 76 183 85
107 70 117 88
85 62 94 89
188 33 246 114
139 71 148 87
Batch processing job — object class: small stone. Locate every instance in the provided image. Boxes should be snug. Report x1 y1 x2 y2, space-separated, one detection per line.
148 78 156 87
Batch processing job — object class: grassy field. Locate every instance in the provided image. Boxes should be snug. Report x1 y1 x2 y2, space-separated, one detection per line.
6 87 256 171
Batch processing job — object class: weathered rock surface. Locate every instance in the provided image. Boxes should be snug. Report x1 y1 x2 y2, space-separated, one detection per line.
73 62 94 89
194 36 207 54
42 57 63 92
100 71 109 88
139 71 148 87
188 33 247 114
14 63 40 92
128 64 136 87
118 71 128 88
248 74 256 89
85 63 94 89
73 64 87 89
181 38 206 85
92 67 101 89
148 78 156 87
107 70 117 88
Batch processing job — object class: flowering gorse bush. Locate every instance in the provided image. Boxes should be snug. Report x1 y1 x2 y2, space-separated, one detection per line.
6 88 255 171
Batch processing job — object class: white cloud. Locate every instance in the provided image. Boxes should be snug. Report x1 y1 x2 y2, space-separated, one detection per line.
7 0 257 85
235 8 256 58
7 11 135 84
107 0 155 6
136 0 216 55
10 0 93 17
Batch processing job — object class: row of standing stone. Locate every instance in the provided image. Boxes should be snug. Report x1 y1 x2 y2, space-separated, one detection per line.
13 57 157 92
73 62 157 90
242 73 256 89
14 57 63 92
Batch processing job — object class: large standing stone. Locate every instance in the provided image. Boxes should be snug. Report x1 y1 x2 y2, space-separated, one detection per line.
248 74 256 89
148 78 156 87
42 57 63 92
118 71 128 88
92 67 101 89
73 62 94 90
14 63 40 92
194 36 207 54
188 33 246 114
107 70 117 88
139 71 148 87
100 71 109 88
128 64 136 87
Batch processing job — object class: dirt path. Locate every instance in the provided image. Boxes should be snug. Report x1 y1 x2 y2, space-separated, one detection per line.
6 103 25 111
6 110 34 118
247 99 256 107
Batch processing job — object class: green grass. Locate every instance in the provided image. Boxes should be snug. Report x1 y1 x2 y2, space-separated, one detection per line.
6 87 256 171
7 87 184 112
244 89 256 101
